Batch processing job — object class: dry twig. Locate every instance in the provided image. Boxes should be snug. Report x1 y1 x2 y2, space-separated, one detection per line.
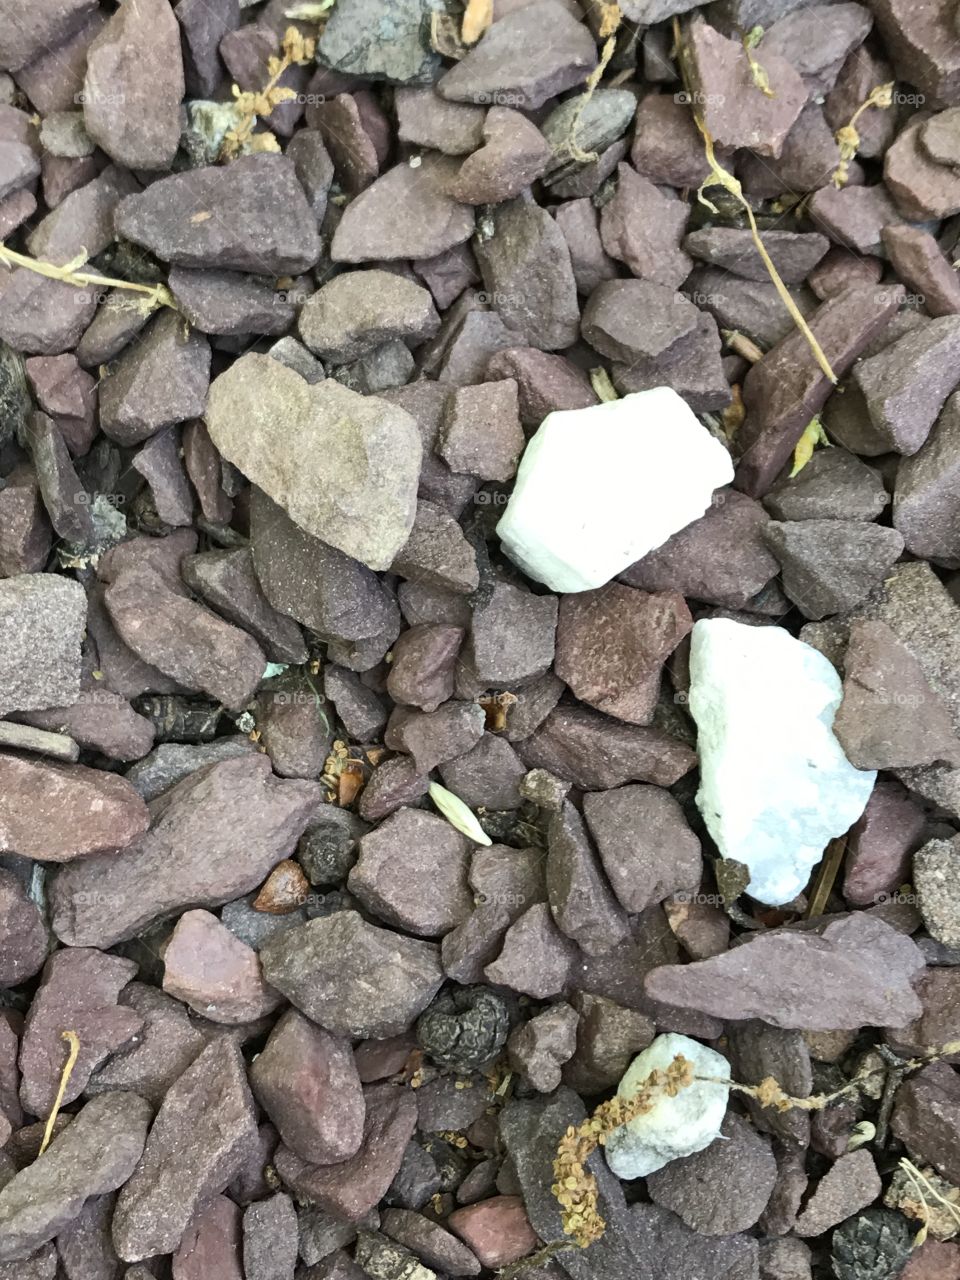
0 243 175 313
38 1031 80 1157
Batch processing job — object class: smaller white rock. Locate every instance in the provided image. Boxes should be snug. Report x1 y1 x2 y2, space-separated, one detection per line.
689 618 877 906
495 388 734 593
604 1033 730 1180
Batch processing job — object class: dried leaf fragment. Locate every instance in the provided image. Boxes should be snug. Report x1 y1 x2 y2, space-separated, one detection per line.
428 782 492 846
462 0 493 44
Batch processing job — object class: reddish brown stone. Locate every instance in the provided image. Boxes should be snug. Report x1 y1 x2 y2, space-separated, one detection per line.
162 909 283 1025
447 1196 537 1269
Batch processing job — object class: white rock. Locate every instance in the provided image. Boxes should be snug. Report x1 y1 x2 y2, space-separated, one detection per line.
495 389 734 592
689 618 877 906
604 1033 730 1179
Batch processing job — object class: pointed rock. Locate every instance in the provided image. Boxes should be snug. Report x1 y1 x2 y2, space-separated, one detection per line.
763 519 904 620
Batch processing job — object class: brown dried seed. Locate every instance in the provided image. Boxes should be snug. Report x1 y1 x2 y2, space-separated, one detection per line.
253 858 309 914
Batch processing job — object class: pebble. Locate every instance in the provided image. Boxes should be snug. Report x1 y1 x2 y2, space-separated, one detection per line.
914 837 960 948
886 115 960 220
465 580 557 687
112 1039 260 1262
647 1111 778 1234
582 278 698 364
161 909 282 1024
474 196 580 350
440 380 524 482
183 549 306 666
260 910 443 1037
439 734 525 811
546 800 630 955
19 948 142 1116
895 391 960 565
0 1092 151 1263
0 753 148 862
763 449 888 522
853 315 960 455
395 88 485 155
386 701 486 774
171 1194 243 1280
0 469 51 576
484 902 576 998
497 390 734 593
0 573 85 715
689 618 876 904
882 225 960 317
631 90 715 187
485 348 598 425
604 1033 731 1180
115 156 321 274
437 2 597 109
554 198 618 297
645 912 925 1029
599 163 692 290
348 807 473 936
391 501 480 595
299 270 439 365
332 157 475 263
386 625 463 713
763 519 905 619
563 993 655 1095
243 1193 298 1280
507 1002 579 1093
51 755 318 948
0 869 47 986
317 0 440 85
795 1150 882 1237
450 108 551 205
206 354 421 572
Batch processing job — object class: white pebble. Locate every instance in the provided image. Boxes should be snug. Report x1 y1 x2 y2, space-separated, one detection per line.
496 388 734 592
689 618 877 906
605 1033 730 1179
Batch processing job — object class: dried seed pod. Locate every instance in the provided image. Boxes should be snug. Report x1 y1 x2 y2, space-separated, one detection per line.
253 859 309 914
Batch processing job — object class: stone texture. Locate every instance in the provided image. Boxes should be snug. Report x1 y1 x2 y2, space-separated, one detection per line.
170 1194 242 1280
243 1194 298 1280
183 549 307 665
915 837 960 948
439 734 526 811
883 225 960 317
599 164 692 290
113 1039 260 1262
0 869 47 987
484 902 576 998
446 1197 537 1270
206 354 421 571
764 449 888 522
300 270 439 365
386 624 463 712
853 315 960 455
485 348 597 426
894 392 960 565
464 580 557 688
886 115 960 220
0 573 85 714
382 1208 480 1276
450 107 550 205
50 755 319 948
260 910 444 1037
507 1003 579 1093
440 380 524 482
395 88 485 155
546 800 629 956
645 913 925 1029
391 501 479 595
795 1150 882 1237
317 0 440 85
763 519 905 620
162 909 282 1024
685 228 829 283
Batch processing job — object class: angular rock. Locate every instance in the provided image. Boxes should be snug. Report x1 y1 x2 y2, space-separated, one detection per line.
206 354 421 571
473 196 580 350
485 903 576 998
0 869 47 987
27 164 138 266
844 779 924 908
242 1193 298 1280
0 271 98 356
50 755 318 948
124 737 256 801
498 389 734 592
299 270 439 365
464 580 557 687
645 912 925 1029
582 279 697 363
555 585 691 725
764 449 888 522
438 2 597 110
894 392 960 565
485 347 597 426
382 1208 480 1276
112 1039 259 1262
631 90 716 188
170 1194 242 1280
554 197 618 297
795 1149 881 1237
450 108 551 205
883 225 960 317
162 909 282 1024
386 701 486 774
439 734 526 811
546 801 629 955
763 519 905 620
0 751 148 862
446 1197 537 1270
440 380 524 482
317 0 439 85
853 315 960 455
0 573 85 714
915 837 960 949
0 1092 151 1263
386 625 463 713
168 267 296 337
115 155 320 274
685 228 829 283
24 412 92 545
599 164 691 289
395 88 485 155
0 468 51 577
183 549 306 666
19 948 142 1116
507 1003 579 1094
0 0 97 71
390 501 479 595
886 115 960 220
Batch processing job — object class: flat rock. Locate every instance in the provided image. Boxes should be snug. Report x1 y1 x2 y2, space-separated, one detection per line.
162 909 282 1024
0 752 148 861
391 500 479 595
437 2 597 110
546 801 630 956
555 584 692 724
0 0 97 70
485 348 597 426
331 156 475 263
599 164 692 289
689 618 875 904
168 267 296 337
0 1092 151 1263
497 389 733 593
115 155 321 274
242 1193 298 1280
0 869 47 987
182 548 307 665
894 391 960 565
440 380 524 482
764 449 888 522
395 88 485 155
464 580 557 687
763 519 905 620
581 278 698 363
645 913 925 1029
171 1194 243 1280
853 315 960 455
299 270 439 365
450 107 551 205
124 737 257 801
112 1039 260 1262
886 115 960 220
684 228 829 283
794 1150 881 1237
317 0 440 85
83 0 183 170
382 1208 481 1276
206 354 421 571
883 225 960 317
0 573 85 714
260 910 444 1037
50 755 319 948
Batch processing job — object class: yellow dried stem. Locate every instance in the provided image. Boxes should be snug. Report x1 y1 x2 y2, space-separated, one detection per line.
222 26 316 160
563 4 622 164
38 1031 80 1158
590 367 619 402
831 81 895 187
0 243 176 313
742 27 774 98
461 0 494 44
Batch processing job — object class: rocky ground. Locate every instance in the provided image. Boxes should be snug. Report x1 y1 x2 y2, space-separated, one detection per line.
1 0 960 1278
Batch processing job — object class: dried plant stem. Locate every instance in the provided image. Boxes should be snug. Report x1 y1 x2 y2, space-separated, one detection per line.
899 1158 960 1246
721 329 764 363
0 243 175 312
38 1030 80 1157
564 4 621 163
832 81 895 187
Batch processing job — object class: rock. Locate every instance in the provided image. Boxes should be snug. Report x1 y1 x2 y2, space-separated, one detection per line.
484 902 576 997
0 573 85 714
563 994 655 1095
473 196 580 351
686 15 806 155
895 392 960 565
0 869 47 987
0 468 51 576
391 501 479 595
19 948 142 1116
386 701 486 774
446 1197 537 1270
547 800 630 956
27 164 137 266
764 449 888 522
82 0 182 169
645 912 925 1029
299 271 439 365
485 348 597 425
834 619 960 768
0 1092 151 1263
461 580 557 688
914 837 960 948
647 1112 777 1234
582 279 697 364
206 354 420 572
599 164 691 289
24 412 92 545
507 1003 579 1093
50 755 318 948
242 1193 298 1280
274 1083 417 1221
604 1033 731 1180
893 1059 960 1186
520 703 696 789
689 618 876 903
317 0 439 85
886 116 960 220
763 519 905 620
170 1194 243 1280
382 1209 480 1276
0 0 97 70
440 380 524 482
395 88 485 155
55 1191 123 1280
112 1039 259 1262
0 752 148 861
0 272 97 357
883 225 960 317
438 2 596 110
844 779 924 908
791 1149 882 1238
161 909 282 1024
348 808 472 937
183 549 307 665
260 910 443 1036
324 666 389 742
630 90 715 188
256 680 333 780
332 156 474 263
554 198 618 297
497 389 734 593
450 108 551 205
168 268 296 337
853 315 960 455
439 735 525 811
124 737 257 801
115 155 320 273
685 228 829 283
555 585 692 725
386 625 463 712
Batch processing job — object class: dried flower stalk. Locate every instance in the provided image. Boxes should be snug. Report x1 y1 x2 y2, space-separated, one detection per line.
0 243 175 313
832 81 894 187
222 26 317 160
38 1031 80 1157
